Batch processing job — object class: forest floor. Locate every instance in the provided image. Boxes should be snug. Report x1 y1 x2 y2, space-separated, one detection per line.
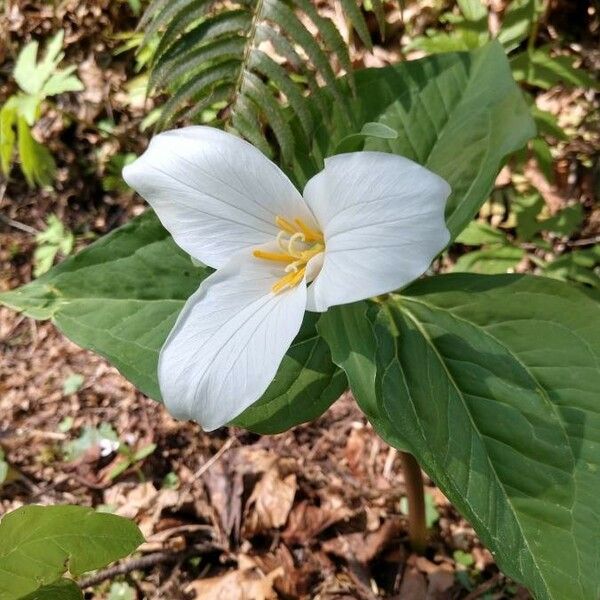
0 0 597 598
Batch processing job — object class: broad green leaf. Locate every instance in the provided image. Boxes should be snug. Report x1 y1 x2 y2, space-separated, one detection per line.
452 246 525 273
0 505 143 600
321 274 600 599
0 211 209 400
19 579 83 600
317 300 410 450
293 42 535 241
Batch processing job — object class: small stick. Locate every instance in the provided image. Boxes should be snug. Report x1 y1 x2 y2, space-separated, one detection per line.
78 543 220 589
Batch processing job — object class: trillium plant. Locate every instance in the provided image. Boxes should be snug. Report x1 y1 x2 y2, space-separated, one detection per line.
123 127 450 430
2 40 599 600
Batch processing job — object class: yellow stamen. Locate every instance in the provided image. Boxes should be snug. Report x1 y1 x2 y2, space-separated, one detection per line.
252 249 296 263
275 216 298 235
254 216 325 294
272 266 307 293
295 218 324 243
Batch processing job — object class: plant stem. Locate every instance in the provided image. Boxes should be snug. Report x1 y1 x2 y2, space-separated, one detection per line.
400 451 427 553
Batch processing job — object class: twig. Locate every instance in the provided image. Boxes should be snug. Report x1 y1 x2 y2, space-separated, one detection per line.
463 572 502 600
0 212 39 235
78 543 220 589
175 435 237 509
192 436 236 480
567 235 600 247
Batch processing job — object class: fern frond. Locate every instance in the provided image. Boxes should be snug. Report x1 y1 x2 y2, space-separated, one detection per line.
143 0 379 164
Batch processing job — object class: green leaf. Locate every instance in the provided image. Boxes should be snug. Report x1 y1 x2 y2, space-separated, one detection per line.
530 105 568 140
497 0 541 52
13 40 43 95
0 505 143 600
333 121 398 154
452 246 525 273
457 0 487 22
234 313 347 434
0 100 17 175
542 246 600 289
339 0 373 49
511 46 599 90
541 204 584 237
18 579 83 600
295 42 535 240
321 274 600 599
34 215 74 277
317 300 410 450
455 221 508 246
41 67 84 96
17 116 55 187
0 212 209 400
530 136 554 182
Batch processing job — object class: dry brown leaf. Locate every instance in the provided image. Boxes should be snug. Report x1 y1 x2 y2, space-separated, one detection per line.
243 467 297 536
186 556 283 600
322 519 400 564
283 496 354 545
398 566 427 600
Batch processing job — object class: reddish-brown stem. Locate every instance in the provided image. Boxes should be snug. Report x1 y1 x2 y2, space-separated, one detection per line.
400 451 427 553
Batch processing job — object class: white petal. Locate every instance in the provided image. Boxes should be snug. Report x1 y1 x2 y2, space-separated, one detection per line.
159 247 307 430
123 126 315 269
303 152 450 312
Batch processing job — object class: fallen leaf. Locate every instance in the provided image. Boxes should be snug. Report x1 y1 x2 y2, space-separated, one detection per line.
398 566 427 600
283 496 354 545
243 467 297 536
186 556 283 600
322 519 400 564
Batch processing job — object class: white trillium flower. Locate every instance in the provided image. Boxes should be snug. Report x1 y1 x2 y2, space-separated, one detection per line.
123 126 451 431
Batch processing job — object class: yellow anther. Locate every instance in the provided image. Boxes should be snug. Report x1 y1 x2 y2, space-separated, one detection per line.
294 218 324 243
253 249 296 263
254 216 325 294
275 216 298 235
272 266 307 293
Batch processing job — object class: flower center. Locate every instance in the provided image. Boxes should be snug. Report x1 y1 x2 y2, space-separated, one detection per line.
253 216 325 294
